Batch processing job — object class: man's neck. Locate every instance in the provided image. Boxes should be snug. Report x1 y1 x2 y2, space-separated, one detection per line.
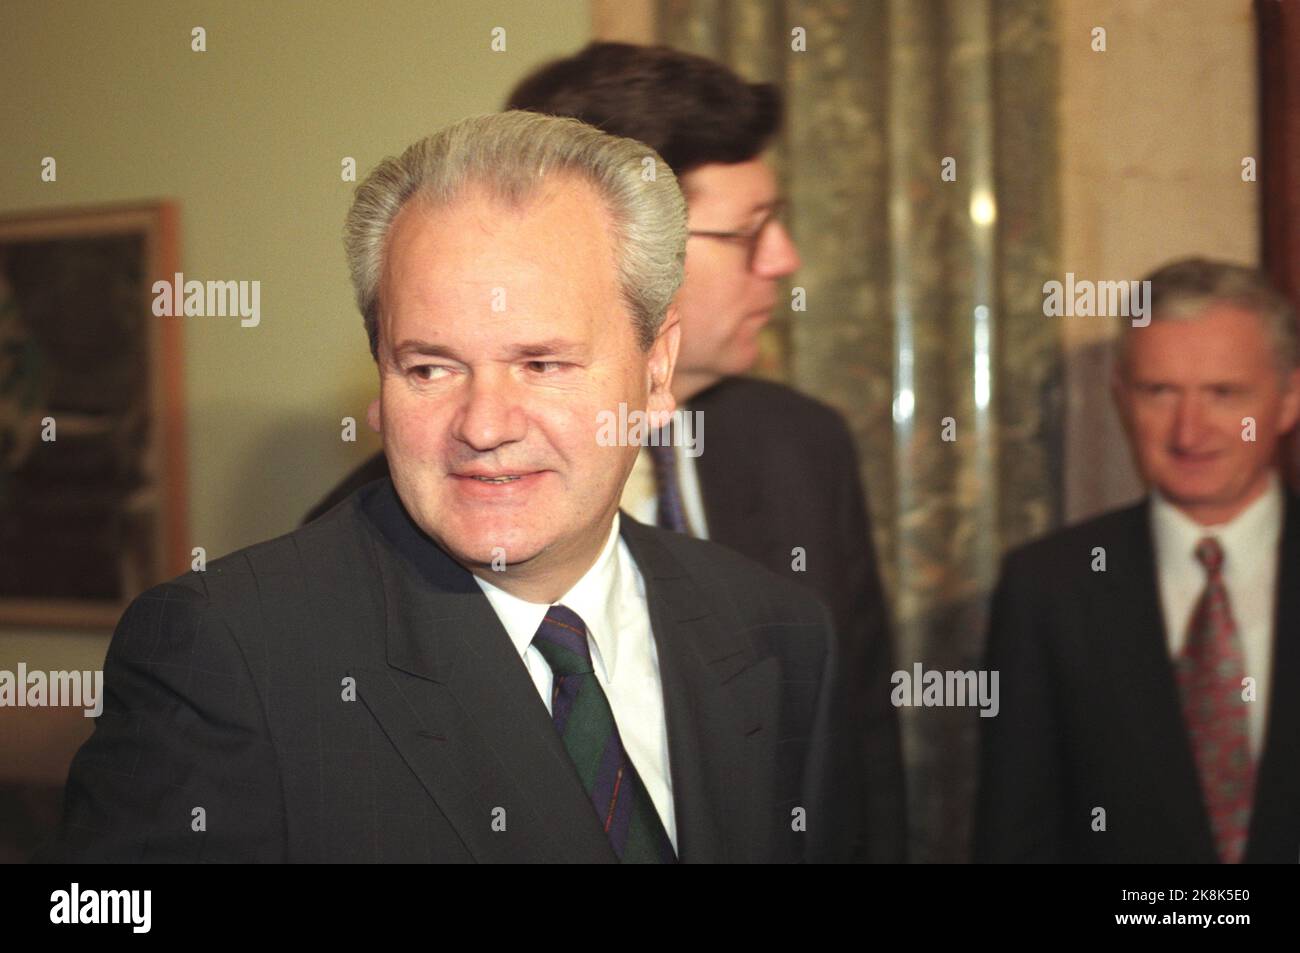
1160 471 1280 527
671 370 721 405
468 520 616 604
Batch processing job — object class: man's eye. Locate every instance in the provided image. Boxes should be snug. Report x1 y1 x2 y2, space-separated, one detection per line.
527 361 566 374
409 364 449 381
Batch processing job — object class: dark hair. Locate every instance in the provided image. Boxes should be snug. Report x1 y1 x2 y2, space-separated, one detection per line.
505 42 782 179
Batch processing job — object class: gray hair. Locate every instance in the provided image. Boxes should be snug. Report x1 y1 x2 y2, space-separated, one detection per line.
343 110 687 359
1116 257 1300 377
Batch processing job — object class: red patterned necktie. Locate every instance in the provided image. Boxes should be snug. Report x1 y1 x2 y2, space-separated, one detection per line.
1175 537 1254 863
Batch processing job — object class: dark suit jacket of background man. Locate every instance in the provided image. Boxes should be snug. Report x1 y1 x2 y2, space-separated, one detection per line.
36 478 870 862
305 374 907 862
974 492 1300 863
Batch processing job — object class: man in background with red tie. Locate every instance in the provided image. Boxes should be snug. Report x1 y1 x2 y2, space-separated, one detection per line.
974 258 1300 863
306 43 906 862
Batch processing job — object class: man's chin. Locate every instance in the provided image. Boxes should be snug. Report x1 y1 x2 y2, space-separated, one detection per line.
1156 476 1253 517
1157 477 1222 503
433 529 545 570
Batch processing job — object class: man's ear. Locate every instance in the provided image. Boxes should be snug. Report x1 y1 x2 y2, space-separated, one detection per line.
367 397 381 434
646 306 680 429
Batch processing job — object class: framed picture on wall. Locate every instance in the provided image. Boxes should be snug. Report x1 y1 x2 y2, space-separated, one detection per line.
0 201 187 628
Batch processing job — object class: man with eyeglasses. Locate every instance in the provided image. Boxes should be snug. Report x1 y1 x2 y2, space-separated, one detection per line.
305 42 906 863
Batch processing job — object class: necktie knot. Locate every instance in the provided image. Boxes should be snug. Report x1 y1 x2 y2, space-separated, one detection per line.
532 604 593 676
1195 536 1225 577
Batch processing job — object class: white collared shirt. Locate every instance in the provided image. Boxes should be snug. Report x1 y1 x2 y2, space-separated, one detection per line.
472 512 677 849
1150 475 1283 757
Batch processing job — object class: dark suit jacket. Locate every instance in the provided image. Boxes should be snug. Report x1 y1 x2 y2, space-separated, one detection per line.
36 478 869 863
304 375 906 862
973 492 1300 863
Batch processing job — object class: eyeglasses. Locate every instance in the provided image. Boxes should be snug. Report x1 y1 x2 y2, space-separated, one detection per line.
687 198 789 270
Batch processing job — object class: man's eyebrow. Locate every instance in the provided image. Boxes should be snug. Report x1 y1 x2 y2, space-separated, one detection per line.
392 339 459 360
511 339 584 359
390 338 582 360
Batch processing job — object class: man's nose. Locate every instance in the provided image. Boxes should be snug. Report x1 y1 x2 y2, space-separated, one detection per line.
1172 393 1209 449
753 220 801 278
452 370 526 452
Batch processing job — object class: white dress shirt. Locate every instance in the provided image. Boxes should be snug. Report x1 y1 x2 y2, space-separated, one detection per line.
472 512 677 849
1150 475 1283 757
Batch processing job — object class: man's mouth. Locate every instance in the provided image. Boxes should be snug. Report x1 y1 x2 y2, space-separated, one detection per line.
451 470 546 490
1171 451 1221 465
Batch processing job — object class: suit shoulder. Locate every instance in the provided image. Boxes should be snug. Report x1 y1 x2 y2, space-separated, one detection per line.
697 376 850 434
999 500 1147 582
161 492 370 601
303 455 389 524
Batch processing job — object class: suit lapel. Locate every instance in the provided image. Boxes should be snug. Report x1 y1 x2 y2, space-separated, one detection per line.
1245 492 1300 862
345 482 781 862
1088 494 1300 862
618 514 781 863
1085 502 1217 858
353 482 616 863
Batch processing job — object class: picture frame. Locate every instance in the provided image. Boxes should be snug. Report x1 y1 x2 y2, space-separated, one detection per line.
0 201 186 628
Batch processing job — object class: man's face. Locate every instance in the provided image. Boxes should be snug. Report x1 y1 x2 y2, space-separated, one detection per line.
1113 302 1300 525
371 177 678 589
674 157 800 397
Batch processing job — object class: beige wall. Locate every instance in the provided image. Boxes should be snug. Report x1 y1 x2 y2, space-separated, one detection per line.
1058 0 1259 521
0 1 590 666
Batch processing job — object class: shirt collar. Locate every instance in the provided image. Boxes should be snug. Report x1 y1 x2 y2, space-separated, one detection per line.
1151 473 1283 569
472 513 627 678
